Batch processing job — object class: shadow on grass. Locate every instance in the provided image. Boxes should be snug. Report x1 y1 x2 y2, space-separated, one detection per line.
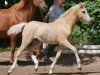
0 54 100 67
34 73 88 75
0 60 51 66
32 72 100 75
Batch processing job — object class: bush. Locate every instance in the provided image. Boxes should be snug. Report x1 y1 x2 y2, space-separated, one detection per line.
64 0 100 45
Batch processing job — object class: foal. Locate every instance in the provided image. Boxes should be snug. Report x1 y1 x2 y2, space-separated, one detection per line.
7 3 92 74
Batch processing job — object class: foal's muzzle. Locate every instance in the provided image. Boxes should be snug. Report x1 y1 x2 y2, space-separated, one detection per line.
89 20 95 25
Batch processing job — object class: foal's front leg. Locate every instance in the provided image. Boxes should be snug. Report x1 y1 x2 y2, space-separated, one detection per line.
63 40 81 70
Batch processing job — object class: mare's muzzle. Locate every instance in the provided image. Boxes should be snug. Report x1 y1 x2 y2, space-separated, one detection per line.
42 7 48 12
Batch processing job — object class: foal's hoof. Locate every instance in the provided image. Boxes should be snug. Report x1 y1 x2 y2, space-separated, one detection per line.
78 67 82 70
35 68 38 72
49 73 53 75
49 70 53 75
7 72 11 75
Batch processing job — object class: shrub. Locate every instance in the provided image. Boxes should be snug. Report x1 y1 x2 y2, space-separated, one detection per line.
64 0 100 45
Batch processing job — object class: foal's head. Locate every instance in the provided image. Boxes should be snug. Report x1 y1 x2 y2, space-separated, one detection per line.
76 3 92 24
33 0 48 11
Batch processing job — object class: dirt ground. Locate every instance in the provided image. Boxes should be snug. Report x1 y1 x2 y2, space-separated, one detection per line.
0 51 100 75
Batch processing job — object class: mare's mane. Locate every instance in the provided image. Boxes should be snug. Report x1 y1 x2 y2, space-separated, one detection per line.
10 0 32 10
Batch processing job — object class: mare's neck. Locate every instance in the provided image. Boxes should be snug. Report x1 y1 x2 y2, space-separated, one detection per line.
11 0 35 11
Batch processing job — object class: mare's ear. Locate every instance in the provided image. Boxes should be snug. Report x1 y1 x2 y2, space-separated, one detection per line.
34 0 39 6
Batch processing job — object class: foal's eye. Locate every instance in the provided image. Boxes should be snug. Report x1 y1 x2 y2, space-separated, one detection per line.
82 11 85 14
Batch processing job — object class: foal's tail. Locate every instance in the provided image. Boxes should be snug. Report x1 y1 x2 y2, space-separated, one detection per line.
7 22 27 35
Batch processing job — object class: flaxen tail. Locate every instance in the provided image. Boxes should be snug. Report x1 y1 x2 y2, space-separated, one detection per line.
7 22 27 35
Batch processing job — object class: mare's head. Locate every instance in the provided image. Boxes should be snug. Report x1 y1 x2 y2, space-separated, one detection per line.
33 0 48 11
75 3 92 25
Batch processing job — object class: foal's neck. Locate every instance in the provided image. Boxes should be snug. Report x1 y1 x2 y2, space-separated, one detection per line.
65 12 77 27
56 10 77 31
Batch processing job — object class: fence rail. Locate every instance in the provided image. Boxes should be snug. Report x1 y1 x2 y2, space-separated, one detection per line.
63 45 100 54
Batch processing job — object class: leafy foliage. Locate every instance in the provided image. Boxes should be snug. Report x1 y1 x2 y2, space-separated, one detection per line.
0 0 19 8
63 0 100 45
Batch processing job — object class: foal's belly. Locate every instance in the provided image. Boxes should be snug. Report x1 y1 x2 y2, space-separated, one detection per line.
38 38 59 44
37 34 59 44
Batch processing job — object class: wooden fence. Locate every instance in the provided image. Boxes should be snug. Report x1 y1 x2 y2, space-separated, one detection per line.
63 45 100 54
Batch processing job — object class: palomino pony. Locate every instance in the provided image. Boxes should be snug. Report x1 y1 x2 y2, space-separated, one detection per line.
0 0 47 63
7 3 92 74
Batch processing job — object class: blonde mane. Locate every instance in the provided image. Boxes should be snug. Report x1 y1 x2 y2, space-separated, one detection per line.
56 4 80 21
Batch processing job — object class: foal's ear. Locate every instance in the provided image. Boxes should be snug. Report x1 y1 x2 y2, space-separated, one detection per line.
79 2 85 8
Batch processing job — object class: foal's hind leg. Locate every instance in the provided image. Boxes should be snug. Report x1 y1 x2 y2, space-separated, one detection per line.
28 41 42 71
8 45 26 74
8 35 34 74
62 40 81 70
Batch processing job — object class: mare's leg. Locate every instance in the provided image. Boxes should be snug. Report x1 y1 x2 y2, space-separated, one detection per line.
49 46 62 74
62 40 81 70
10 35 17 63
8 34 34 74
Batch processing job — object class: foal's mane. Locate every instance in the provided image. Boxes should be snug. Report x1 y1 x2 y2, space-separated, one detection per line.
56 4 80 21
